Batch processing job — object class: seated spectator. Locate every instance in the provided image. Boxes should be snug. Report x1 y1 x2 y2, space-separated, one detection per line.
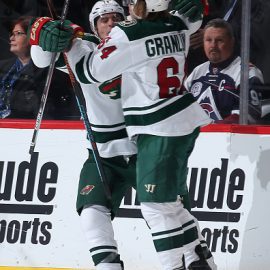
0 15 80 120
184 18 264 124
0 15 48 119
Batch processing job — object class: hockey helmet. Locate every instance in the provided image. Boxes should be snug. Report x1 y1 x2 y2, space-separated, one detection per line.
89 0 125 36
145 0 171 12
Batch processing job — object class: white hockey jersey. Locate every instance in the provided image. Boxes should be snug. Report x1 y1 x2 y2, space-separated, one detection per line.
67 14 212 138
184 56 264 121
31 44 137 158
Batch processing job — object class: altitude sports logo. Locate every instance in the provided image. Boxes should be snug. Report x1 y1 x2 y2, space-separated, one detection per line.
189 158 245 222
117 158 246 254
117 157 245 222
0 152 58 245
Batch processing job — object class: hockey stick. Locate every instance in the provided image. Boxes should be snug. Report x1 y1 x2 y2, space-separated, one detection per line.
45 0 111 200
29 0 70 155
63 54 112 200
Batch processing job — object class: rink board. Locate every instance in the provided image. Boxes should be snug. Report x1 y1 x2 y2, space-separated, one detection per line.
0 120 270 270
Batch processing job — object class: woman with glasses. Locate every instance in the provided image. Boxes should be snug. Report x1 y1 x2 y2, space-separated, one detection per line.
0 16 53 119
0 16 36 118
0 16 80 120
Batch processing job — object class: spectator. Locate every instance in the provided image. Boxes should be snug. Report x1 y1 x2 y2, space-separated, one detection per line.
0 0 45 60
184 18 264 124
0 15 80 120
0 0 92 64
0 15 50 119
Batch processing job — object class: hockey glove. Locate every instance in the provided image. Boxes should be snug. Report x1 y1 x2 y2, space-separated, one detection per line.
28 17 84 52
174 0 203 22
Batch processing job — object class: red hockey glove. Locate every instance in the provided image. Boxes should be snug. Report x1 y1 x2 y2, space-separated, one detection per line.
28 17 84 52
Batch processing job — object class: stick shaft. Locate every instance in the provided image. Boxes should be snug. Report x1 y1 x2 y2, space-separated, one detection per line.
29 54 57 154
46 0 111 199
29 0 70 155
63 53 112 200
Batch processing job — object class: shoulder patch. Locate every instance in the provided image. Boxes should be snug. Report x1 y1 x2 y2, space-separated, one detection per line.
118 19 137 27
99 75 122 100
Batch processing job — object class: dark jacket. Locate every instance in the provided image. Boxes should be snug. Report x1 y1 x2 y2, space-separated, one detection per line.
0 57 52 119
0 57 80 119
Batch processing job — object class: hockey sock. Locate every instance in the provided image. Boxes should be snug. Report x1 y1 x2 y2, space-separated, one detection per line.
141 201 200 270
184 218 217 270
80 205 123 269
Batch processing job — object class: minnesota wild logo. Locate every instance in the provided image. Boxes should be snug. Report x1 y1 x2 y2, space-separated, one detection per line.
80 185 95 195
99 76 121 99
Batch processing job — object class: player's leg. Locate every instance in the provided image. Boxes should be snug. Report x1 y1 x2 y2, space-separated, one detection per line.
181 194 217 270
77 151 136 270
140 200 199 270
81 205 123 270
136 132 202 270
177 133 216 270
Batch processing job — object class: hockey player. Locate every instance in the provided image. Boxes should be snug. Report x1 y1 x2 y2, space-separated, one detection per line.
31 1 137 270
122 4 217 269
29 0 216 269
